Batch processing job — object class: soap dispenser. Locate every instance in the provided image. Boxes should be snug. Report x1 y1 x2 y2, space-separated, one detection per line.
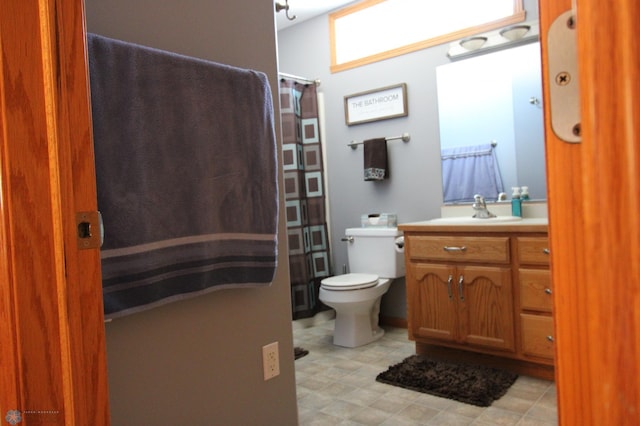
511 187 520 199
511 187 522 217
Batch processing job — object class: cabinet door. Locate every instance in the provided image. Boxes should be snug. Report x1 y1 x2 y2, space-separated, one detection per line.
408 263 458 342
458 266 515 352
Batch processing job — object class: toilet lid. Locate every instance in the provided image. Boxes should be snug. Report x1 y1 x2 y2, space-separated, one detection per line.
321 273 379 290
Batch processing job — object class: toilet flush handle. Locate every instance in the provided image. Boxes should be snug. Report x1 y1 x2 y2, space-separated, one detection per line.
341 236 354 243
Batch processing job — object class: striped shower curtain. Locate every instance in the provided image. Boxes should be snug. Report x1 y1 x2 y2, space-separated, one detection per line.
279 79 332 320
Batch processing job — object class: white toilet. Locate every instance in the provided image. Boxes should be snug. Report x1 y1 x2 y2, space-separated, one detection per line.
319 227 405 348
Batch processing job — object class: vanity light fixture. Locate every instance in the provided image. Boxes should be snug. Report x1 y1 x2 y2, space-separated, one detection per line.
459 36 488 51
500 24 531 41
447 19 539 60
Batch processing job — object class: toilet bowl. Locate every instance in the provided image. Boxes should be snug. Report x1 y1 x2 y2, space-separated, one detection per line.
319 227 404 348
319 273 392 347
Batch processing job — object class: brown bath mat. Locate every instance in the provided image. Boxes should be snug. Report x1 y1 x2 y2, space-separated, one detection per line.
376 355 517 407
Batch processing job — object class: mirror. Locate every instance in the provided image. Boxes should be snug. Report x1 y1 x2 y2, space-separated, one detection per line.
437 41 546 204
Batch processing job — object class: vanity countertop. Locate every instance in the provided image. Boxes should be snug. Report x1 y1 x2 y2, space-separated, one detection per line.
399 217 548 233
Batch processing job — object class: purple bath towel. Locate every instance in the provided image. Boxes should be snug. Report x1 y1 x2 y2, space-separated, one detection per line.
87 33 278 319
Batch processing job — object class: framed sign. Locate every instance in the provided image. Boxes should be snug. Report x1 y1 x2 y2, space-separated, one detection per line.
344 83 408 125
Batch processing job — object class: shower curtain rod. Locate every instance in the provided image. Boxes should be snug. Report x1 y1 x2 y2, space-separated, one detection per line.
279 72 321 86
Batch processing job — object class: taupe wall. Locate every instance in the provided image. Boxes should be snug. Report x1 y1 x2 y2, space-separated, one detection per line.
85 1 298 424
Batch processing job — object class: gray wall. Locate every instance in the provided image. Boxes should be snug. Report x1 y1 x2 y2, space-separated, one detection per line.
85 1 298 424
277 1 539 319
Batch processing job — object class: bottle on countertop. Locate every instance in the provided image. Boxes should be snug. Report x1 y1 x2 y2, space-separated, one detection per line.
511 186 522 217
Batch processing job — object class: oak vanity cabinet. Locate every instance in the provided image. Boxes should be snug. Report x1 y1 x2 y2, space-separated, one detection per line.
400 222 553 379
407 236 515 352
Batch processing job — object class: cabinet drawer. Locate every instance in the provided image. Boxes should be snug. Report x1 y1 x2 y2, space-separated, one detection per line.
521 314 554 360
408 236 510 263
520 269 553 313
517 237 550 265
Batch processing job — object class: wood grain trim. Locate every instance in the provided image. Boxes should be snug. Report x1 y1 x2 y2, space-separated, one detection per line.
328 0 385 70
539 2 590 422
541 0 640 422
51 0 111 423
329 1 525 73
0 56 21 426
0 1 68 421
572 0 640 423
0 0 110 424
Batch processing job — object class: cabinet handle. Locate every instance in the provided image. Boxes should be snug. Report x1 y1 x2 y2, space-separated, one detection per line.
443 246 467 252
458 275 464 301
545 288 552 295
447 275 453 300
543 248 550 255
547 335 554 343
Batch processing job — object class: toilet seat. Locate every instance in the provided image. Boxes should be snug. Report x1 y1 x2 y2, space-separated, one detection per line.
321 273 379 291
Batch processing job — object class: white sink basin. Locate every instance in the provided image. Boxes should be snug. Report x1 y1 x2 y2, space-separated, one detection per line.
429 216 523 224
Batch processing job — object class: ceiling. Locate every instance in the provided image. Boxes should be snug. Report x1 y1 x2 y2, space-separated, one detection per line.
275 0 359 31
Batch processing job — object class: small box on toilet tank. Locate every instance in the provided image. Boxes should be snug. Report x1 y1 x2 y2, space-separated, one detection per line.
360 213 397 228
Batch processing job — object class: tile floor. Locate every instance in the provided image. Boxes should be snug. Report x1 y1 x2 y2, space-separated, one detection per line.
293 318 557 426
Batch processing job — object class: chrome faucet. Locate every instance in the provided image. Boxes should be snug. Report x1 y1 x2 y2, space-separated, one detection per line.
472 194 497 218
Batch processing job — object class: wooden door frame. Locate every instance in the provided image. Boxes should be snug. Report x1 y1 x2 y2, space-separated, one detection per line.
541 0 640 424
0 0 110 424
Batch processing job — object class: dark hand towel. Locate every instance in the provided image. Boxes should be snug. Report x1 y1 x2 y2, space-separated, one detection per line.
364 138 388 181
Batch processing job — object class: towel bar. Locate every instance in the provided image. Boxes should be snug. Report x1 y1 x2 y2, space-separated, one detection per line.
348 133 410 149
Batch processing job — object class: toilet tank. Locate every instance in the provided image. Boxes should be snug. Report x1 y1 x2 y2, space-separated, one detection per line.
345 227 405 278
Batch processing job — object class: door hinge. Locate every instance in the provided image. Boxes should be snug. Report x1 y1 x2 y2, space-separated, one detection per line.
547 10 581 143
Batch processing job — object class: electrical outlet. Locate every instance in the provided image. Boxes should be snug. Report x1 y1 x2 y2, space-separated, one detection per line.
262 342 280 381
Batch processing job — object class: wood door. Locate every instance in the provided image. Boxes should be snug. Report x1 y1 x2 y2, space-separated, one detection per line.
540 0 640 423
0 0 110 424
408 263 458 342
458 266 515 351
